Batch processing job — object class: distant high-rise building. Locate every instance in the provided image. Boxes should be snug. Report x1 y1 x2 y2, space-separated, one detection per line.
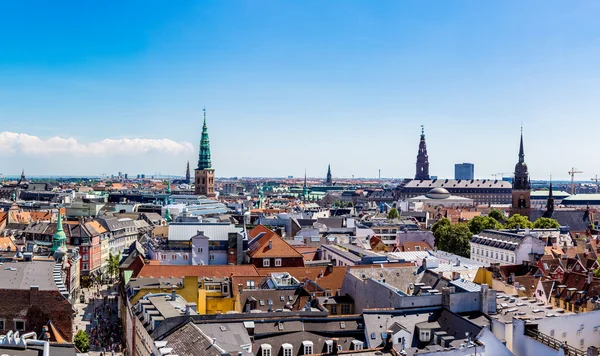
511 128 531 218
326 164 333 185
415 125 430 180
194 108 216 197
454 163 474 180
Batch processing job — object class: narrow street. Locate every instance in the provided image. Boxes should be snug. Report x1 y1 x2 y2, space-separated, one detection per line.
73 283 125 356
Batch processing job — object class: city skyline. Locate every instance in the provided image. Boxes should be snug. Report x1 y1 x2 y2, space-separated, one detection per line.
1 1 599 179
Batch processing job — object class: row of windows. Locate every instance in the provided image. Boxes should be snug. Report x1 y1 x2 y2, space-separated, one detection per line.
263 340 362 356
161 253 215 261
0 319 26 331
329 304 351 314
472 247 515 263
262 258 282 267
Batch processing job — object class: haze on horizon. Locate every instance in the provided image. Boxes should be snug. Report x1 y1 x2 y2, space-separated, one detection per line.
1 1 599 180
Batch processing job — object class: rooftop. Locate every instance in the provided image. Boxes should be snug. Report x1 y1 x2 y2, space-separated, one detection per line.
0 260 58 290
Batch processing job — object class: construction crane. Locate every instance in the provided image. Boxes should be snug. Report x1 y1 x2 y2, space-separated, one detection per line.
592 174 599 194
568 167 583 195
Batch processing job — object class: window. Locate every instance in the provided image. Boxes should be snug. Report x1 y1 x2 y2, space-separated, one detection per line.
82 247 88 252
82 255 88 261
183 255 188 260
14 320 25 331
263 259 270 267
198 247 203 253
222 285 229 294
260 300 265 306
161 254 166 260
210 254 215 261
352 340 363 350
303 341 313 355
326 340 333 354
282 344 293 356
262 345 272 356
330 305 337 314
340 321 346 329
82 263 88 270
341 304 351 314
0 319 5 330
278 322 284 330
246 280 255 289
275 258 282 267
172 254 176 260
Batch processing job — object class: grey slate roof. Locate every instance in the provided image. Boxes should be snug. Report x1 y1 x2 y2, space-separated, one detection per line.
530 210 590 232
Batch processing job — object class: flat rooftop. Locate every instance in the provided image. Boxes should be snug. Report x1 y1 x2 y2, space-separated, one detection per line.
0 260 58 291
492 292 571 324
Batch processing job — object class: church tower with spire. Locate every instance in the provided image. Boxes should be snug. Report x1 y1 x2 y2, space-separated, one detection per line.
194 108 216 197
415 125 430 180
544 179 555 218
511 128 531 217
326 164 333 185
52 212 67 253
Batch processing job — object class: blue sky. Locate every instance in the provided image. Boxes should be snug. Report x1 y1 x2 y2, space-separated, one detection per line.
1 1 599 179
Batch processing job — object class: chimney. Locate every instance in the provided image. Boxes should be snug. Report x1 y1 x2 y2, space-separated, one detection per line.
452 272 461 281
326 264 333 274
268 240 272 249
588 271 594 284
587 346 599 356
171 289 177 301
383 330 393 351
332 338 339 354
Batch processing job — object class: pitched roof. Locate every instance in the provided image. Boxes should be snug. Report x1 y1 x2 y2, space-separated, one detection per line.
400 241 433 252
530 210 590 232
136 264 259 278
257 266 347 292
247 225 303 259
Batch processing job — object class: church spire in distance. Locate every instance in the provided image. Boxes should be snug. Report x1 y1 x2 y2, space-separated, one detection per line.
197 107 212 170
415 125 430 180
326 164 332 185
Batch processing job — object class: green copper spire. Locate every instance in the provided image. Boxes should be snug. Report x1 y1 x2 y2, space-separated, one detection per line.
197 107 212 170
166 179 172 194
52 212 67 252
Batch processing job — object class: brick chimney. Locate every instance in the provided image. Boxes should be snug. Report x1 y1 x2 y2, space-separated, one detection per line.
331 338 339 354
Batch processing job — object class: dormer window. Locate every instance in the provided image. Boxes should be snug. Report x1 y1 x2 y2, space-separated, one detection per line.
282 343 293 356
325 340 333 354
302 341 313 355
352 340 363 350
262 344 272 356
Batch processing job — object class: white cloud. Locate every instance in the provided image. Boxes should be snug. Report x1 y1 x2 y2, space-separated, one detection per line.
0 132 193 156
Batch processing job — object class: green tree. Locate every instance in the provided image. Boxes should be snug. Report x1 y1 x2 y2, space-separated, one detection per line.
468 216 502 234
504 214 533 229
532 217 561 229
74 330 89 352
387 208 400 220
107 252 121 282
594 259 600 278
488 209 505 222
436 223 473 258
431 218 451 247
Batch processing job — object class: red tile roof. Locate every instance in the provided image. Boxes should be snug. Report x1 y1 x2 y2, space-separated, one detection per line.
135 264 259 278
400 241 433 252
258 266 347 292
248 225 303 258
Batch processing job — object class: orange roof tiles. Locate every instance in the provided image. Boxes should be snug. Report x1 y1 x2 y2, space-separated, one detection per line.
257 266 347 292
29 211 52 222
248 225 303 259
0 236 16 251
136 264 260 278
400 241 433 252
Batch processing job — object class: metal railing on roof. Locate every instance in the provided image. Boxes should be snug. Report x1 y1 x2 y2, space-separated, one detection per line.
524 328 585 356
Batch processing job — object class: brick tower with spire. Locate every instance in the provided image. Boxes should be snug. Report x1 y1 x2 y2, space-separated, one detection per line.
415 125 430 180
194 108 216 197
511 128 531 217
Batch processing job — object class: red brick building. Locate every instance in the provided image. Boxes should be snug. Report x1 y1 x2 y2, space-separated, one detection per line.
0 260 73 340
247 225 304 268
